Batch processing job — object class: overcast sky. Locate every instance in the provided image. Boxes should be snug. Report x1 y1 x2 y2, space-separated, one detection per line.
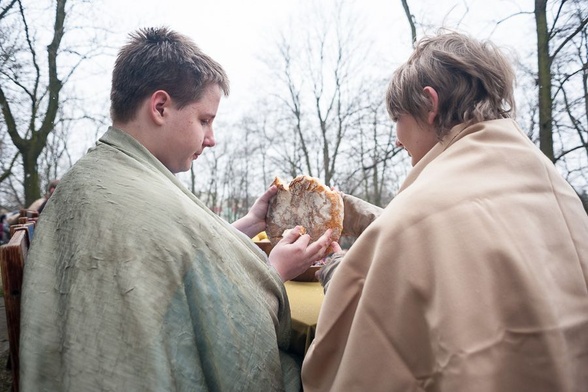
60 0 536 160
92 0 535 115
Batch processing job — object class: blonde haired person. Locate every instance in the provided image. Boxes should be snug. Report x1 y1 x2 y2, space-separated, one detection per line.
302 31 588 392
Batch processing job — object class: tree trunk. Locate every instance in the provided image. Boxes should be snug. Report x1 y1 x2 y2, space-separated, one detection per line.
22 151 41 207
535 0 555 161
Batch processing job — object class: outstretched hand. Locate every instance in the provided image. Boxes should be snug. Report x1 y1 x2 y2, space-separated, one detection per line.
269 226 337 282
249 185 278 223
232 185 278 238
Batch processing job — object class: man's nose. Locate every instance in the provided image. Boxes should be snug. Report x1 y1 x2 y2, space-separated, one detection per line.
205 131 216 147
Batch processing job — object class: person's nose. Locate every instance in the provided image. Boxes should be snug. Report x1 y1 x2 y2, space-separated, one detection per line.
204 129 216 148
395 139 403 148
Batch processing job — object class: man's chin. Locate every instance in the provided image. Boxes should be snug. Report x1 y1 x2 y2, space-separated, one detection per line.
169 163 193 174
181 164 193 173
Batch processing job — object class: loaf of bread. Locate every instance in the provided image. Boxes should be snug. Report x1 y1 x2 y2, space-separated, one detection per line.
266 175 344 252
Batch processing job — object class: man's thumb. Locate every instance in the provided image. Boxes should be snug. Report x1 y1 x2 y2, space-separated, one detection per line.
282 225 306 242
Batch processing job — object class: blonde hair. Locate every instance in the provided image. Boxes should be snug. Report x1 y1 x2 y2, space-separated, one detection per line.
386 31 516 138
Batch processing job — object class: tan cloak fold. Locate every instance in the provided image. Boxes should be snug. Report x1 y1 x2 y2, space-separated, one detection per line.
20 127 300 392
302 119 588 392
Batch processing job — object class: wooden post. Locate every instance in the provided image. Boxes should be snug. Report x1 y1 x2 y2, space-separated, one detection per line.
1 225 33 392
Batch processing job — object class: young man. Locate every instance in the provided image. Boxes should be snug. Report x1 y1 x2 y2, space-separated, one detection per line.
302 31 588 391
20 27 333 391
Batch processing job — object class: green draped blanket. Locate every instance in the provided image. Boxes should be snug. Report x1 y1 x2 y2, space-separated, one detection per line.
20 127 300 392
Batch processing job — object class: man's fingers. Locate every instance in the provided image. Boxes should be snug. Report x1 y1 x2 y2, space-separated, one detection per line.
261 185 278 201
330 241 342 253
305 229 333 257
318 229 333 245
255 185 278 207
281 226 309 245
280 227 335 262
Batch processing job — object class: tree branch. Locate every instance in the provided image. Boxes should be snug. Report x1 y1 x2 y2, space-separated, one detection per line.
400 0 417 46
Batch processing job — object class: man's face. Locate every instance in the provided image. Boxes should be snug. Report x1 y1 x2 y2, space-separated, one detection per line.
158 84 221 173
395 113 438 166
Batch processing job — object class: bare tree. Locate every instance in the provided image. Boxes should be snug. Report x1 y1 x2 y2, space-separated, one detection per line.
338 79 406 206
535 0 554 160
0 0 18 19
0 0 68 206
535 0 588 191
262 0 383 188
194 146 225 215
0 0 107 208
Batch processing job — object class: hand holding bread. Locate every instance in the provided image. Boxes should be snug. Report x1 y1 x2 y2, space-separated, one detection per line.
268 226 334 281
266 175 344 254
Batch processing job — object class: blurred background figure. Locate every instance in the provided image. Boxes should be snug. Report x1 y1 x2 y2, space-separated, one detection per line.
4 179 60 226
36 179 60 214
0 211 9 244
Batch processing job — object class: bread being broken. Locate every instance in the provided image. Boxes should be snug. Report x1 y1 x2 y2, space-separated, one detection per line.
266 175 344 253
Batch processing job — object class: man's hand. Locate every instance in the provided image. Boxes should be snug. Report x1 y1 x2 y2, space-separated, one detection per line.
248 185 278 224
316 244 345 293
232 185 278 238
269 226 336 282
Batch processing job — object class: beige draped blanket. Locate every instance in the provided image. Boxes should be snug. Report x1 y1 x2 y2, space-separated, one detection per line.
302 119 588 392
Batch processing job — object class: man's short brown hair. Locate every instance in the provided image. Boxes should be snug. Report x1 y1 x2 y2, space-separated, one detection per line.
110 27 230 123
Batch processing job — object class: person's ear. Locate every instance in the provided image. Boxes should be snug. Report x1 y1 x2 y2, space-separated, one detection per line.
423 86 439 126
149 90 171 125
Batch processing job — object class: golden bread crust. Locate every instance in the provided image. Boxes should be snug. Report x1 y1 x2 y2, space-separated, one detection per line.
266 175 344 250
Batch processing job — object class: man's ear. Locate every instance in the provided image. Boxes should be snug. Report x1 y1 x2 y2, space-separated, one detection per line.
423 86 439 126
149 90 171 125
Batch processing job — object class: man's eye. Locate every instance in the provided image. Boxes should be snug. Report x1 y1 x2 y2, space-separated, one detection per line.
201 119 210 126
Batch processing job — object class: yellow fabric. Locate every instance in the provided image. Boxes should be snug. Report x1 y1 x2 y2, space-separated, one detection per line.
285 281 324 356
302 119 588 392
